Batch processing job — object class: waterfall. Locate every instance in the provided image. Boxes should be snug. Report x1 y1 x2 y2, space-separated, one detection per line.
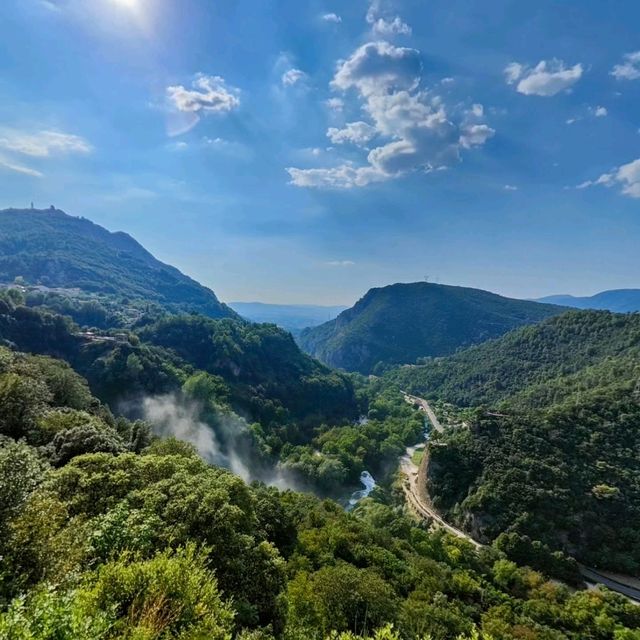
346 470 376 510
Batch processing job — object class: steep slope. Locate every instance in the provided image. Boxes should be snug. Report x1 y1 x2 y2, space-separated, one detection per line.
0 208 236 319
536 289 640 313
0 298 357 430
402 310 640 572
385 309 640 407
299 282 564 374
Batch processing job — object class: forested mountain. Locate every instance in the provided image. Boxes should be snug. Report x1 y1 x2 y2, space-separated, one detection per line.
0 208 236 319
229 301 347 333
536 289 640 313
386 310 640 573
385 309 640 407
299 282 564 374
0 295 358 441
2 341 640 639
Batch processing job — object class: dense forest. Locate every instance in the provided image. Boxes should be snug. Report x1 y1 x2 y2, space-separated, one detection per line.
385 310 640 573
385 311 640 408
0 291 428 496
2 341 640 638
300 283 563 374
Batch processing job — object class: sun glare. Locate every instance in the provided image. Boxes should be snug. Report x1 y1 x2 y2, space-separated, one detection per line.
107 0 151 32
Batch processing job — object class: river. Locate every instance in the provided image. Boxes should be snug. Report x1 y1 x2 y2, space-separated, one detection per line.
346 415 432 510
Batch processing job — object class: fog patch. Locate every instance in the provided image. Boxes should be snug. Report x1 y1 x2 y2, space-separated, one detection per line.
142 393 299 490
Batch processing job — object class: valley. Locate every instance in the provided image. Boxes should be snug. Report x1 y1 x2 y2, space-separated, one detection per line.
2 1 639 637
398 393 640 602
0 207 639 639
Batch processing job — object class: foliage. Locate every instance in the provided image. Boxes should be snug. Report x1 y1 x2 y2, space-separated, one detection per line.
280 387 424 494
390 310 640 573
385 310 640 408
0 546 234 640
2 411 640 638
138 314 358 431
1 285 640 638
427 386 640 573
0 208 236 319
299 282 562 374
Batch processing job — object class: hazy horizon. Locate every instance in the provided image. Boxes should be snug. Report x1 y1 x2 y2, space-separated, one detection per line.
1 203 636 307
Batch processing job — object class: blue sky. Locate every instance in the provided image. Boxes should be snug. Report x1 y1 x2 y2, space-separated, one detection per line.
0 0 639 304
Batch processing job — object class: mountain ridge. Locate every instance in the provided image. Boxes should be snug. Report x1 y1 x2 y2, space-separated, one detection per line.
535 288 640 313
299 281 565 373
0 207 237 319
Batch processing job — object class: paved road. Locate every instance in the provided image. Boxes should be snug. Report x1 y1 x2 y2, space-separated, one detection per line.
400 392 640 602
580 567 640 602
403 393 444 433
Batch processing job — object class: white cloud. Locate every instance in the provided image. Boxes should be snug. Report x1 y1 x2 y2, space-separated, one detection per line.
567 105 608 125
372 16 412 36
366 0 411 37
505 59 584 96
322 13 342 23
0 156 43 178
504 62 524 84
287 163 386 189
611 51 640 80
325 97 344 112
470 103 484 118
203 136 226 146
503 184 518 191
0 129 92 157
327 121 377 145
167 74 240 114
460 124 495 149
289 41 494 188
578 158 640 198
282 68 307 86
325 260 356 267
366 0 385 23
332 41 422 97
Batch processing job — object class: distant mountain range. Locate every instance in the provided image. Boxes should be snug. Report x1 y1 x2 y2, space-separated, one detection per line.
228 302 347 333
0 207 236 319
299 282 565 374
535 289 640 313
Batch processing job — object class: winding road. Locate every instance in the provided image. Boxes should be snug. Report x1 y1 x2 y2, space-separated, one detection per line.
400 392 640 602
403 393 444 433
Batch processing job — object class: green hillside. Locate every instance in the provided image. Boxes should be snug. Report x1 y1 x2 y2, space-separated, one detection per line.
0 208 236 319
299 282 564 374
387 310 640 573
385 309 640 407
2 342 640 639
0 296 358 437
